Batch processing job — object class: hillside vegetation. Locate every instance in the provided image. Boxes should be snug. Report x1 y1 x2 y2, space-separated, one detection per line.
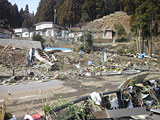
81 11 130 33
35 0 123 27
0 0 123 28
0 0 34 28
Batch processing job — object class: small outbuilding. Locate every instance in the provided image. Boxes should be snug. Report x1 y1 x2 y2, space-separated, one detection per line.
103 30 114 39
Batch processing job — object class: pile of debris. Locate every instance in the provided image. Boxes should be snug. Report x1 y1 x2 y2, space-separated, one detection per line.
0 45 27 69
1 44 159 86
41 73 160 120
0 44 160 119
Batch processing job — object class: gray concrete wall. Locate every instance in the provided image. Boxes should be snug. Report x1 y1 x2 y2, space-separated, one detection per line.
0 39 42 49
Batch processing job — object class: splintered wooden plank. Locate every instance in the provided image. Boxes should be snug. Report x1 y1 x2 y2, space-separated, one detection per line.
0 95 9 120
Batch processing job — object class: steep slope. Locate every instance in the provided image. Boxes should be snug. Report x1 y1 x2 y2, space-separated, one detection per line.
82 11 131 33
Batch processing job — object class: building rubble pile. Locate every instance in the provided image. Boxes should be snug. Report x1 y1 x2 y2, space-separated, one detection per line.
0 45 160 86
0 45 160 119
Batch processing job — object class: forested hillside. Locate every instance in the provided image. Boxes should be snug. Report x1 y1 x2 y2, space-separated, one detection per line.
123 0 160 56
0 0 34 28
1 0 160 33
2 0 122 28
35 0 123 27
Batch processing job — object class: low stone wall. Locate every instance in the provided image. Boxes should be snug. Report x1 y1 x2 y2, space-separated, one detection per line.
12 37 32 41
0 39 42 49
11 37 75 48
93 39 114 43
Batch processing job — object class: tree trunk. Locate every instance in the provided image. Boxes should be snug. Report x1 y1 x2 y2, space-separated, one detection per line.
138 29 142 53
149 22 153 56
141 37 144 53
146 37 149 55
136 36 139 53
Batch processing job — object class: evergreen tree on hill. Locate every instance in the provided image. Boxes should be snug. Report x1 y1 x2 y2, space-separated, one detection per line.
34 0 122 27
35 0 56 23
57 0 82 27
0 0 124 28
25 4 29 14
0 0 33 28
122 0 160 56
21 4 34 29
9 4 21 28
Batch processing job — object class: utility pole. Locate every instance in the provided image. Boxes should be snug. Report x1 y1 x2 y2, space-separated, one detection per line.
54 9 56 24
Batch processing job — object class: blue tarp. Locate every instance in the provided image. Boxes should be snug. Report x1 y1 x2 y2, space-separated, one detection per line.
88 61 93 65
44 47 73 52
140 53 146 59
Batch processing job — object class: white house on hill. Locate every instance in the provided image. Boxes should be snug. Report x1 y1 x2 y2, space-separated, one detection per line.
14 28 28 33
34 22 69 38
35 22 54 30
12 22 69 39
13 28 29 38
69 31 83 41
46 28 59 37
30 30 44 38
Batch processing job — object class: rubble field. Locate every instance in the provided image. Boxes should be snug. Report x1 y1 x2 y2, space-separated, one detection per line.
0 45 160 120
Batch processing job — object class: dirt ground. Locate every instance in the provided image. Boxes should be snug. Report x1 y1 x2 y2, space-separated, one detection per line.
0 74 137 119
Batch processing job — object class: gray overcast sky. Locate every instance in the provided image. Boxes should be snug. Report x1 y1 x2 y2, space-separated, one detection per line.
8 0 40 13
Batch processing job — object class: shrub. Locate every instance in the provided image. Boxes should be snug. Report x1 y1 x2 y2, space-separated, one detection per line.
32 33 45 44
114 24 126 39
43 96 89 120
80 32 93 53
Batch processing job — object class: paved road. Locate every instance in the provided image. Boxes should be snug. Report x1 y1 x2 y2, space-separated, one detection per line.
0 80 63 100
